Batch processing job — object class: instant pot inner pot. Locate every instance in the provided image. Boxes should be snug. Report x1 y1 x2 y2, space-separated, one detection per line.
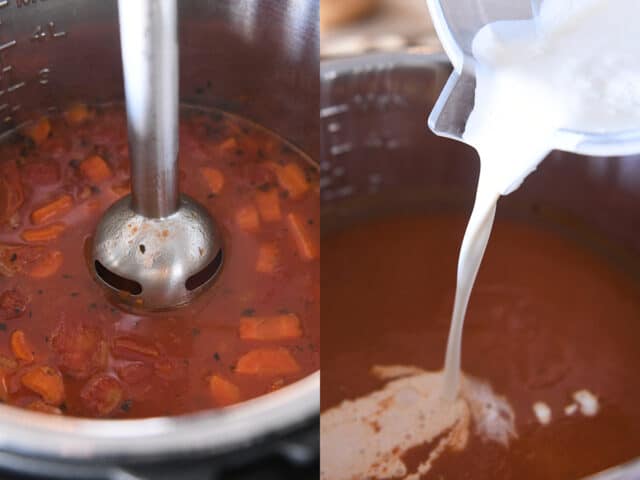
0 0 319 478
320 53 640 479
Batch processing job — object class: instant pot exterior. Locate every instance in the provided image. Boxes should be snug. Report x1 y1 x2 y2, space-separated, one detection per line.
0 1 319 479
320 53 640 480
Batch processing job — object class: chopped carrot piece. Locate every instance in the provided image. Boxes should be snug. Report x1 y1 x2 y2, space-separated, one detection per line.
22 117 51 145
26 400 62 415
111 181 131 197
0 160 24 224
0 354 17 371
209 375 241 407
27 250 63 278
80 155 112 183
10 330 34 363
30 194 73 225
287 213 318 261
255 243 280 273
21 223 66 243
235 205 260 232
0 373 8 402
112 337 160 360
80 374 123 417
255 189 282 222
63 103 92 125
239 313 302 341
235 347 300 375
21 365 65 405
218 137 238 152
200 167 225 194
268 162 309 199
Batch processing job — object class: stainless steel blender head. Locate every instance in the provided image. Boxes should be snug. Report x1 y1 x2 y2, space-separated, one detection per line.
92 0 223 311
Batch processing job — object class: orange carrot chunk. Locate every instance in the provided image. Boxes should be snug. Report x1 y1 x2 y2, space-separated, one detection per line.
200 167 225 194
30 194 73 225
218 137 238 152
10 330 34 363
26 400 62 415
255 243 280 273
235 205 260 232
63 103 92 125
287 212 318 261
239 313 302 341
21 223 66 243
255 189 282 222
80 155 112 183
27 250 63 278
269 162 309 199
22 117 51 145
235 347 300 375
21 365 65 406
209 375 241 407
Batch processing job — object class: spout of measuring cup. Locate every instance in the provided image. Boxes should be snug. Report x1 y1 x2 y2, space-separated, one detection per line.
427 69 476 142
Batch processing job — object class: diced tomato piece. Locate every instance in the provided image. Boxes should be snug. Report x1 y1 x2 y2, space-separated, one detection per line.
255 189 282 222
0 289 28 320
0 160 24 225
21 365 65 406
209 375 241 407
0 244 47 277
51 321 108 379
10 330 34 363
235 205 260 232
80 374 124 417
116 362 153 385
255 243 280 273
239 314 302 341
79 155 113 183
30 194 73 225
235 348 301 375
27 250 63 278
200 167 225 194
22 117 51 145
112 337 160 360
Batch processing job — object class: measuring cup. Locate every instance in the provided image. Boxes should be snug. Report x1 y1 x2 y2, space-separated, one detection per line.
426 0 640 157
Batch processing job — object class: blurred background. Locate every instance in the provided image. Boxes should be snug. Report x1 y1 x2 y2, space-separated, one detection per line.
320 0 440 58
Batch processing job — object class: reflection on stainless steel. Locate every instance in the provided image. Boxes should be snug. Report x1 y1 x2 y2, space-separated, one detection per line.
0 0 319 473
321 52 640 479
92 0 223 311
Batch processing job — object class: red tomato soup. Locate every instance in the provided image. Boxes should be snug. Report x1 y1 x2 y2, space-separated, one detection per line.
0 104 320 418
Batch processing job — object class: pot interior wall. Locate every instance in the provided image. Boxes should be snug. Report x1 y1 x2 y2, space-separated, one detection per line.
320 54 640 272
0 0 318 158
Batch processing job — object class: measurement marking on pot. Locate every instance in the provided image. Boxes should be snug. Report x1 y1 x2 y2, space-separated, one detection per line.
38 67 50 84
0 40 16 52
320 104 349 118
31 22 67 41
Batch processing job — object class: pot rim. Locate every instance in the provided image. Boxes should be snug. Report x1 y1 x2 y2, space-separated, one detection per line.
0 371 318 462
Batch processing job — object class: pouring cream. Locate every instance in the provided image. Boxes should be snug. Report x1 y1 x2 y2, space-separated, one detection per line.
443 0 640 399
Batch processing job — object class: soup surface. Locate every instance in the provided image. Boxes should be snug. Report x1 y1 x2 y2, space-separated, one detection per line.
321 213 640 479
0 104 320 418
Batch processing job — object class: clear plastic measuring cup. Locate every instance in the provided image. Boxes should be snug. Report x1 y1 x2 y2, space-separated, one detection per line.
426 0 640 157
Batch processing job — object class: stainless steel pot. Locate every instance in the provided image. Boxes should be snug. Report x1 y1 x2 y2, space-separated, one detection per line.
320 52 640 479
0 1 319 478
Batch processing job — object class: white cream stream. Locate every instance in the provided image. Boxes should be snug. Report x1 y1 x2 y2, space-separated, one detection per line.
443 0 640 399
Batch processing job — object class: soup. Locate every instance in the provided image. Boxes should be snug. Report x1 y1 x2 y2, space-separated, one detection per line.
0 104 320 418
321 213 640 479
